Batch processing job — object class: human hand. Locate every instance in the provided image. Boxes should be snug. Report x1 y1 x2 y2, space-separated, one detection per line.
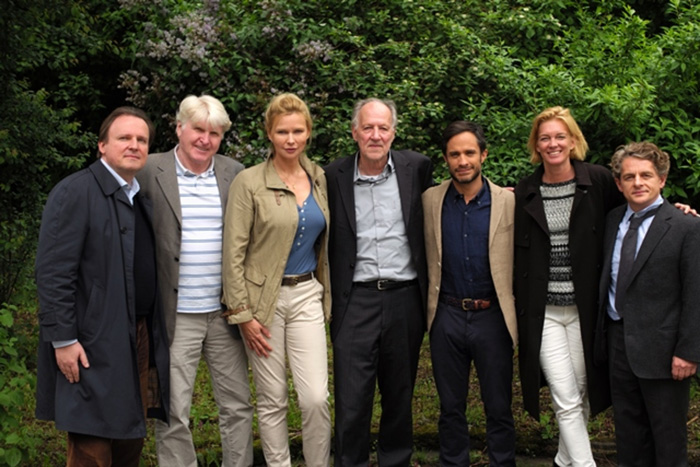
55 342 90 383
671 355 697 380
239 319 273 358
674 202 698 217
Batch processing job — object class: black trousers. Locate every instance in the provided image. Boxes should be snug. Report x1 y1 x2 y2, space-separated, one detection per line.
430 301 515 466
333 282 424 467
608 321 690 467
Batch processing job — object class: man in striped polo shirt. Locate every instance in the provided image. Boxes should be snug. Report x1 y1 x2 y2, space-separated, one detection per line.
139 95 253 467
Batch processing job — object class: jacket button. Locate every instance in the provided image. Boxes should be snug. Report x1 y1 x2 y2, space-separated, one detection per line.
174 257 179 262
120 227 127 234
173 288 178 293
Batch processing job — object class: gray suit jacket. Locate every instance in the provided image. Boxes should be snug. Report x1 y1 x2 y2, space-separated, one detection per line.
139 148 244 344
423 178 517 346
597 200 700 378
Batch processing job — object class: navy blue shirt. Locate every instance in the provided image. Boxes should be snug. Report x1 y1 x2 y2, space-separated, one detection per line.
440 179 496 299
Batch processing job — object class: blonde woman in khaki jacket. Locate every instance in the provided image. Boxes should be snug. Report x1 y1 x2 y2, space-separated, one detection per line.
222 93 331 467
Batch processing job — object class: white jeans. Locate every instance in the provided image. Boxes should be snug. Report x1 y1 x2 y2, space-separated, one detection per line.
247 277 331 467
155 311 254 467
539 305 596 467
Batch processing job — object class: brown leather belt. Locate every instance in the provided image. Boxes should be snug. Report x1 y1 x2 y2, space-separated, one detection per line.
439 294 495 311
281 272 314 286
353 279 417 291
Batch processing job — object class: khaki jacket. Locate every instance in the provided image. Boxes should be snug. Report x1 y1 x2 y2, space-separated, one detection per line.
222 155 331 326
423 178 517 346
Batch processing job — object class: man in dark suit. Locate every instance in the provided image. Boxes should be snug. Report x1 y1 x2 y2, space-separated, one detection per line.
598 141 700 466
325 98 433 467
35 107 170 466
139 95 253 467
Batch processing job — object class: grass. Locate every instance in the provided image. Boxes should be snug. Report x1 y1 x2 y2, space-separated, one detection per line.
14 303 700 466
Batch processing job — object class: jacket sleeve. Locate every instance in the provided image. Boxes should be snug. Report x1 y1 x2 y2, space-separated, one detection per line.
221 172 255 325
35 180 88 342
675 219 700 364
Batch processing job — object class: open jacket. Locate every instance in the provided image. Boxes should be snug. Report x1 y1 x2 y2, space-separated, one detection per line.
139 149 244 345
324 150 433 341
514 159 622 419
222 154 331 327
423 178 517 346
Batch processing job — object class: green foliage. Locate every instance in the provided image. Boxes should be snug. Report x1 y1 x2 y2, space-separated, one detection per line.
0 0 105 304
0 304 39 466
111 0 700 201
3 0 700 463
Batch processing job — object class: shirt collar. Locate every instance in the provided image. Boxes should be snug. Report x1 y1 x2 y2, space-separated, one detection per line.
448 176 489 203
353 151 394 184
99 157 140 202
174 145 215 178
623 196 663 223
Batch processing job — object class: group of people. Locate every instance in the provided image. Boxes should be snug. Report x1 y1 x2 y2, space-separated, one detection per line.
34 92 699 467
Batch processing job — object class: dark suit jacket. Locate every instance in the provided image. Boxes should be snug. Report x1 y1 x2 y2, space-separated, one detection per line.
35 159 170 438
597 200 700 378
138 149 244 345
324 150 433 341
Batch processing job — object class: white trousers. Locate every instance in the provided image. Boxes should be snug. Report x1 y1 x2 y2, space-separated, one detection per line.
247 277 331 467
155 311 254 467
539 305 596 467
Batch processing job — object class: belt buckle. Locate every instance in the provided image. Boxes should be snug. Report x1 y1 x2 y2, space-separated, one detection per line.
286 275 300 286
461 298 474 311
377 279 390 290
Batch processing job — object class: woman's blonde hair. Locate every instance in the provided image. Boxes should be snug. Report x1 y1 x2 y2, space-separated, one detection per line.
527 106 588 164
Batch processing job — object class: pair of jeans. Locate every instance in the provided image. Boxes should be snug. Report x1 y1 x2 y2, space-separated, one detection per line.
539 305 596 467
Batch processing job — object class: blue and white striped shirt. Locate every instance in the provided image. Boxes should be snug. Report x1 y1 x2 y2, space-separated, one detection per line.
175 149 224 314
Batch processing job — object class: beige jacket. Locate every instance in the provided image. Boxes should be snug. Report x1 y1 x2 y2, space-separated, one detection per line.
422 178 517 346
222 155 331 327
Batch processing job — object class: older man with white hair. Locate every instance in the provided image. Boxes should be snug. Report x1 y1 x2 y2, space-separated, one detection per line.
140 95 253 467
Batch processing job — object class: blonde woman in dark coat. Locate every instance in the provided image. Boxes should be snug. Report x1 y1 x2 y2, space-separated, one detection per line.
514 106 622 467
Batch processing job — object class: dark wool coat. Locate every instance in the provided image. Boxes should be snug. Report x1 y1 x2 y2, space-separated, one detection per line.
35 160 170 439
514 159 623 420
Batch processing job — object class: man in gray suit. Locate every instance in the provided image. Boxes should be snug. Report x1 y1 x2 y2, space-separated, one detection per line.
598 141 700 466
139 95 253 467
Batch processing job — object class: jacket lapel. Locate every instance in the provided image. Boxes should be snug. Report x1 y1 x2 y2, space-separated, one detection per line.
522 165 550 236
336 156 357 235
629 201 672 281
154 150 182 225
214 155 235 209
392 151 414 228
432 181 450 263
488 179 504 249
